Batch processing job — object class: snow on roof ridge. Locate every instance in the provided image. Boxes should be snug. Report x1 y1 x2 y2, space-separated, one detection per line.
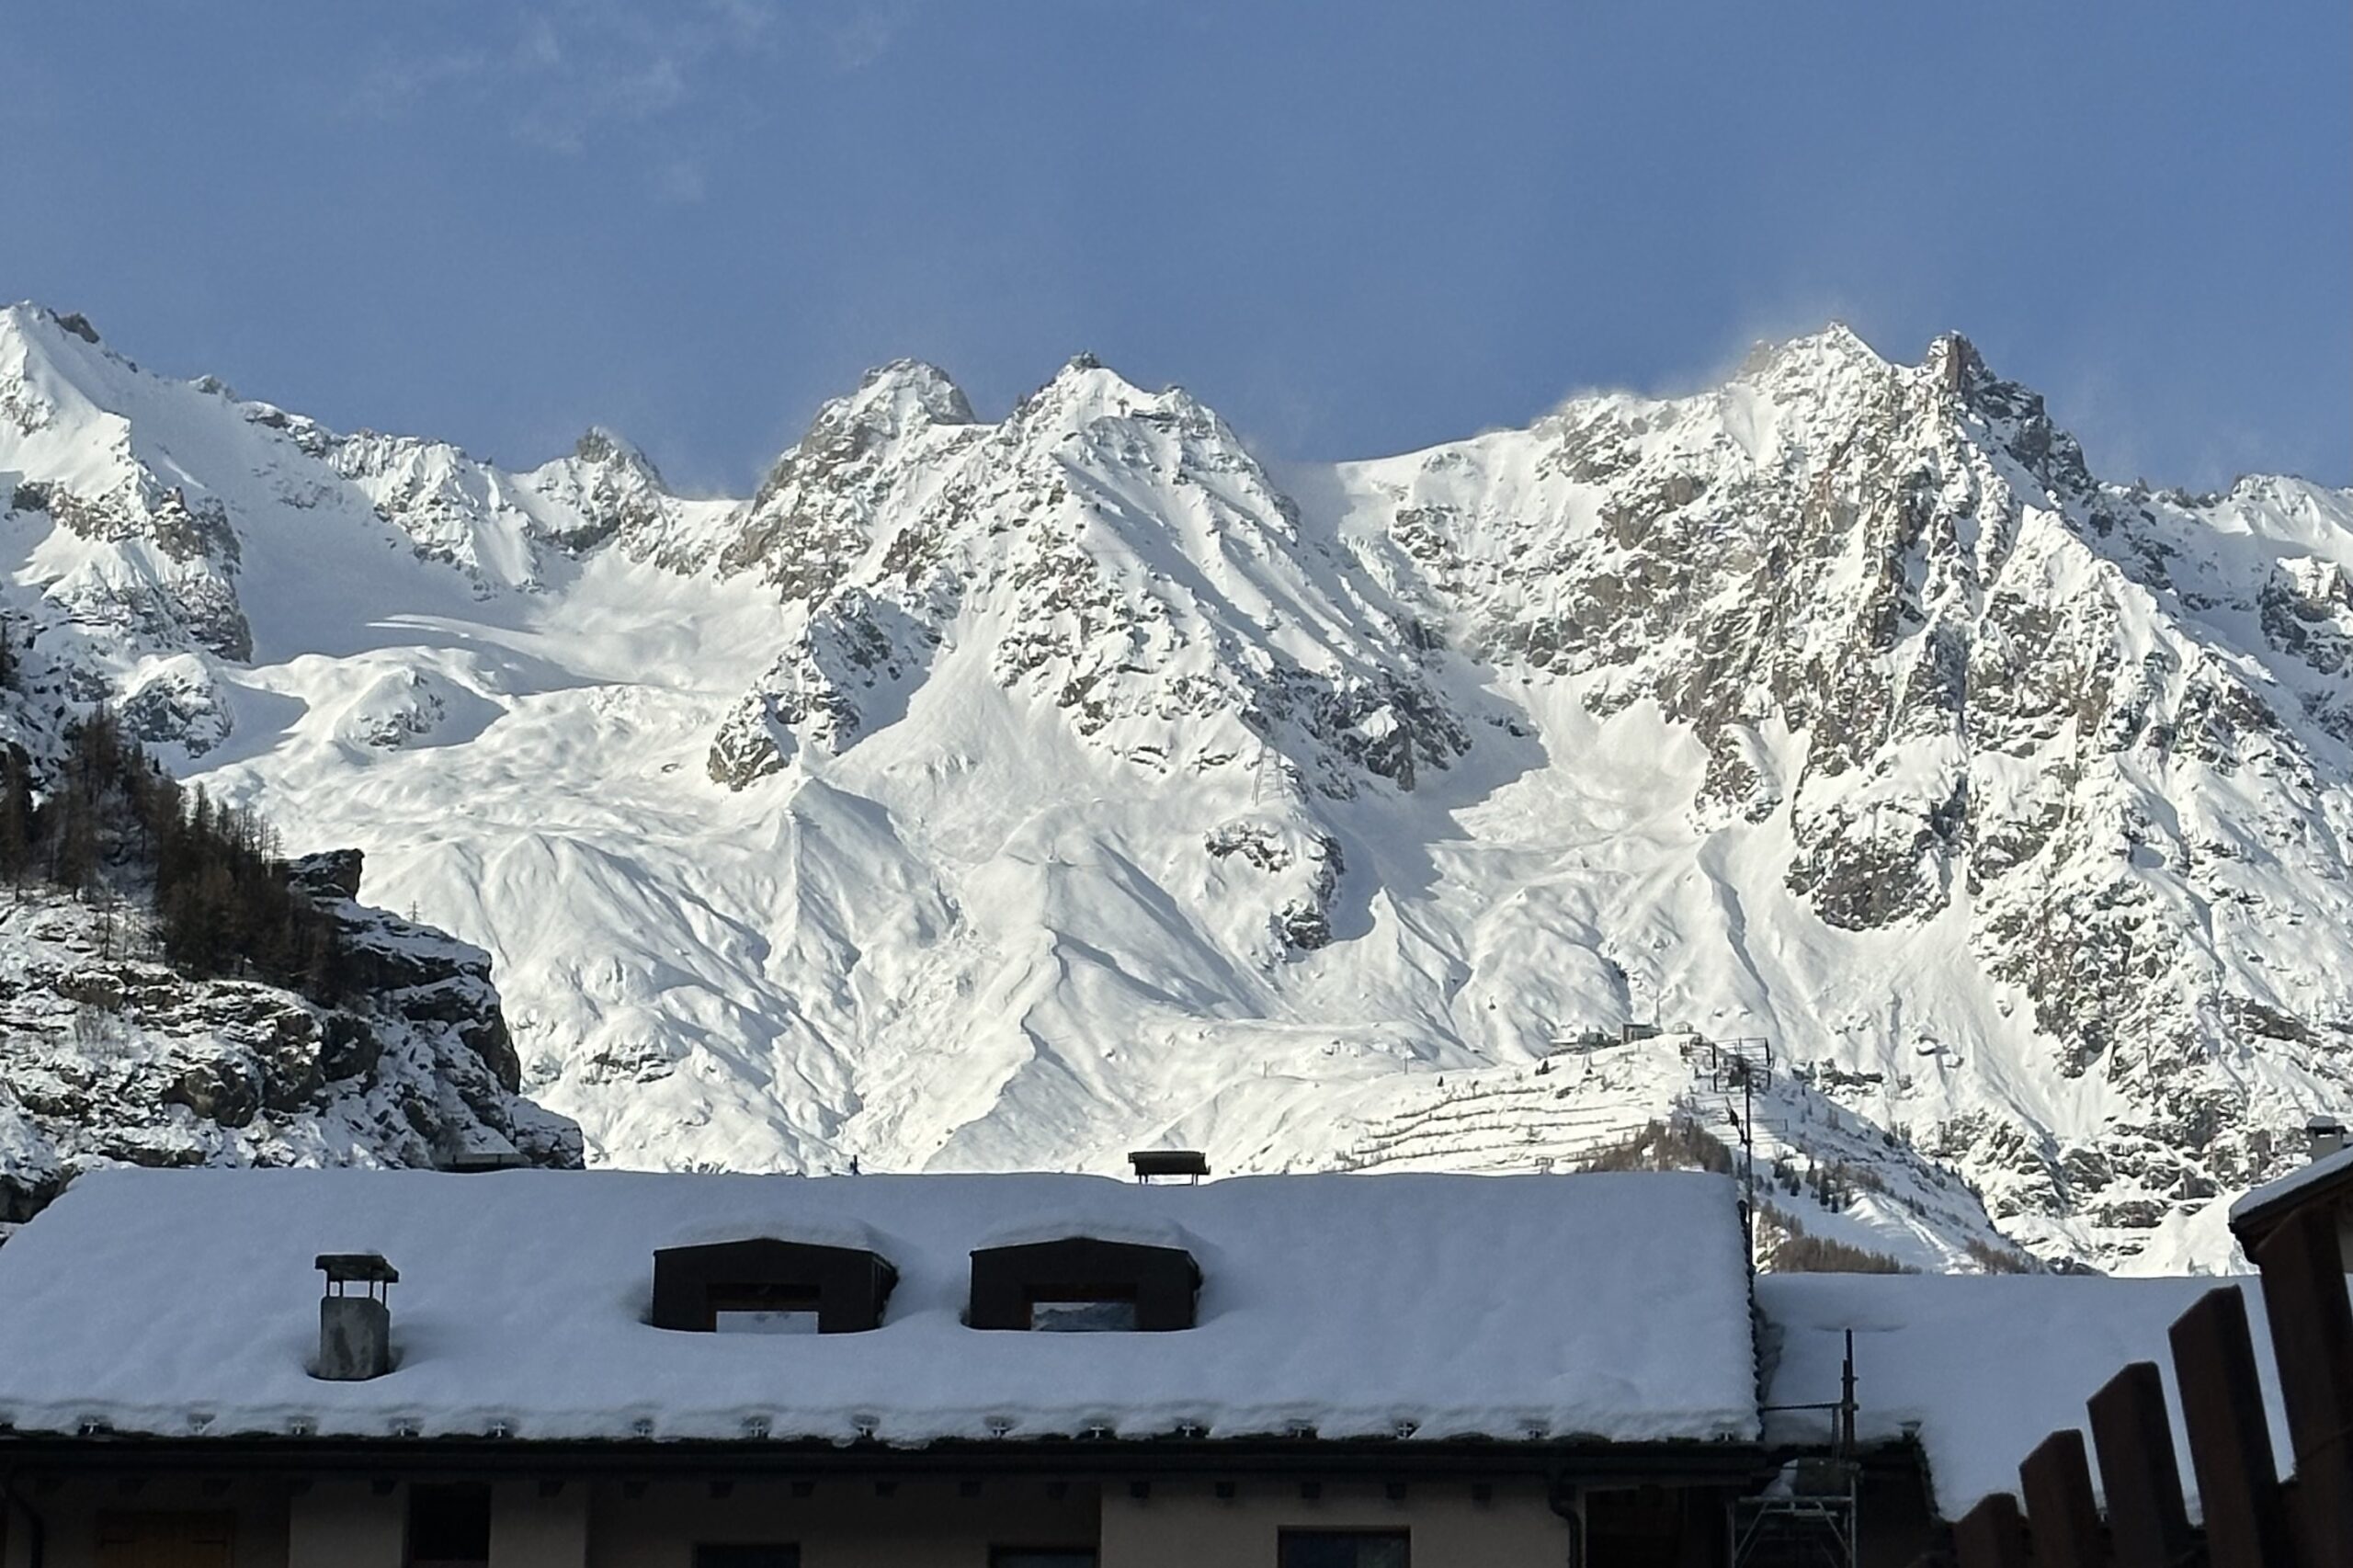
975 1210 1202 1254
657 1213 891 1256
2228 1140 2353 1227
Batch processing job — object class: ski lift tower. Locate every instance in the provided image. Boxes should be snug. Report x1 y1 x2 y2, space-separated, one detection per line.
1706 1038 1773 1266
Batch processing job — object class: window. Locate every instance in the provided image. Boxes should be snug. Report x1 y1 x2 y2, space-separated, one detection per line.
968 1238 1201 1332
1029 1294 1140 1333
96 1513 233 1568
990 1551 1098 1568
710 1283 822 1335
1582 1487 1687 1568
1279 1530 1409 1568
694 1549 800 1568
407 1484 490 1568
651 1239 896 1334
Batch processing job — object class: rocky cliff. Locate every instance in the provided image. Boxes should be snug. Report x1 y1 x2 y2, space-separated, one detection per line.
0 847 579 1221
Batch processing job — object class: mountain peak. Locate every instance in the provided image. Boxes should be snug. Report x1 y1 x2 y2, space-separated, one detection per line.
571 425 662 480
1046 350 1141 389
1806 320 1878 358
1013 352 1176 431
757 360 976 484
0 302 100 349
1926 331 1989 395
1737 321 1891 381
846 358 975 430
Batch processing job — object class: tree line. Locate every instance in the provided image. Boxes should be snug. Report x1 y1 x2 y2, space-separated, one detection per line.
0 706 347 1002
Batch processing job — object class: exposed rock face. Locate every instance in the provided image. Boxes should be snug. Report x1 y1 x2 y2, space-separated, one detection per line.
688 358 1468 801
328 424 700 589
119 656 231 756
3 297 2350 1269
5 474 251 661
1206 822 1345 952
0 864 579 1221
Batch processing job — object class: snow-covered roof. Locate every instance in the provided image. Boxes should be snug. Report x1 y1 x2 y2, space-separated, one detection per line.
0 1167 1760 1448
1758 1275 2290 1521
2227 1142 2353 1238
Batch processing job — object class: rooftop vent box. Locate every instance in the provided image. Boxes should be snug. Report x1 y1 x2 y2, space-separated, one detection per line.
2312 1115 2348 1163
1129 1150 1209 1185
315 1253 397 1381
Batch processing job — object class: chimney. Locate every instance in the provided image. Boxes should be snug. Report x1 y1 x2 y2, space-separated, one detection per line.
1129 1150 1210 1186
2308 1115 2348 1163
314 1253 398 1381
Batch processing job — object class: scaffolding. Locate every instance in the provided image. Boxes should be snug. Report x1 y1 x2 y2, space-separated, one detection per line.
1733 1329 1861 1568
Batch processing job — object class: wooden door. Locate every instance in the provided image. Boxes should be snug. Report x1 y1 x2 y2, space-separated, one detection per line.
96 1510 234 1568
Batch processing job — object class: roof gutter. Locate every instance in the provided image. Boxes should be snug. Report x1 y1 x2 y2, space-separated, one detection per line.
0 1432 1768 1488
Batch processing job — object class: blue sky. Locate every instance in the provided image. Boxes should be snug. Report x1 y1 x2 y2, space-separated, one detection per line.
4 2 2345 494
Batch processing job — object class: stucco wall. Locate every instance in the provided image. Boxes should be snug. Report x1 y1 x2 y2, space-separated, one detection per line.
491 1481 591 1566
585 1477 1104 1568
288 1479 402 1568
0 1477 291 1568
0 1468 1657 1567
1099 1479 1571 1568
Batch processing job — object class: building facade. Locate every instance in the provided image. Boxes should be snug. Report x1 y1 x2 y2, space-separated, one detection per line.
0 1165 1780 1567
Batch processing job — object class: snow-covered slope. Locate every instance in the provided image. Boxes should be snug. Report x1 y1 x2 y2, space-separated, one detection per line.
4 301 2345 1269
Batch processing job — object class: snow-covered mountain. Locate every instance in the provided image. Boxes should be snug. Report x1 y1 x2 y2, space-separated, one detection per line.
4 300 2347 1270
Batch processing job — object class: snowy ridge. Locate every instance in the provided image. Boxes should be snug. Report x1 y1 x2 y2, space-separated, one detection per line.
3 301 2347 1269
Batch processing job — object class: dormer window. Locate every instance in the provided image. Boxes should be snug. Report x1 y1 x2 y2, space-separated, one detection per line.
652 1239 896 1335
968 1237 1200 1332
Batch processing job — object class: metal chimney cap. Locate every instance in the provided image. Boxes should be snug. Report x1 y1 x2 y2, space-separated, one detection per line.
315 1253 399 1286
2308 1114 2347 1134
1129 1150 1210 1182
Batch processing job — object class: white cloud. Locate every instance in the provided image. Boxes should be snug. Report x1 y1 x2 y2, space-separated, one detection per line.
353 46 492 118
354 1 870 150
655 159 710 206
825 0 916 72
